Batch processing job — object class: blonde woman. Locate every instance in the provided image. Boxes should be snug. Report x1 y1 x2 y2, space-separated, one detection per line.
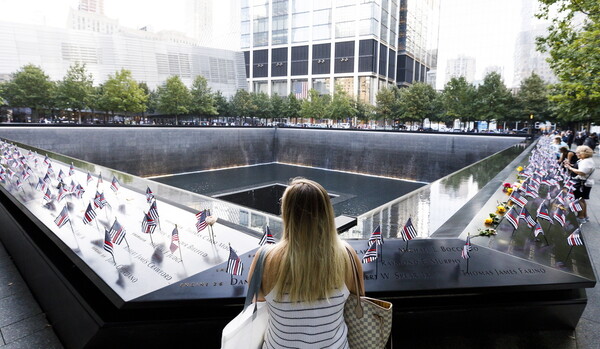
564 146 595 223
248 178 364 349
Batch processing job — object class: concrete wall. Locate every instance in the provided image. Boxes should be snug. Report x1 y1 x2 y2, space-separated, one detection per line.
0 126 525 182
0 127 275 177
275 129 525 182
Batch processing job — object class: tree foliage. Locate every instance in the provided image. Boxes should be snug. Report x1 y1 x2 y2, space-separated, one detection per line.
516 72 551 123
190 75 217 117
536 0 600 123
55 62 94 121
441 76 477 125
475 72 514 124
1 64 54 120
99 69 148 115
328 86 356 122
397 82 440 125
375 87 399 125
300 89 330 121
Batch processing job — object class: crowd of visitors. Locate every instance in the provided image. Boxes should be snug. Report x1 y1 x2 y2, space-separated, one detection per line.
556 129 596 225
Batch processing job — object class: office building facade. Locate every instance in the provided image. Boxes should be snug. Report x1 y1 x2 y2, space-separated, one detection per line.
241 0 439 104
0 21 247 96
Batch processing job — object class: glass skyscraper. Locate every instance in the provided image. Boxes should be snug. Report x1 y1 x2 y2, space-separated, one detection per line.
241 0 439 104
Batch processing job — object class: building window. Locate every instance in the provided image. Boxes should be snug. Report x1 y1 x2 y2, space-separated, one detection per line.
334 77 354 97
313 78 331 95
272 80 288 96
272 0 289 45
358 76 376 104
291 46 309 76
253 81 269 94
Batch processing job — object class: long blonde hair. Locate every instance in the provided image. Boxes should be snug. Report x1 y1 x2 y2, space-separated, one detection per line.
273 178 347 303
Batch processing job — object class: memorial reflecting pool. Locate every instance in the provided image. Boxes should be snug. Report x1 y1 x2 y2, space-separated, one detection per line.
151 163 426 216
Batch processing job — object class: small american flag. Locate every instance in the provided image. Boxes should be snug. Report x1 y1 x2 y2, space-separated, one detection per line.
368 225 384 245
401 218 418 241
568 199 583 213
43 173 51 184
109 219 127 245
103 229 114 257
69 163 75 176
552 208 566 227
567 228 583 246
43 188 52 202
362 241 378 263
533 222 544 237
43 155 50 165
148 200 159 220
536 202 553 223
110 176 120 193
86 171 93 184
56 186 68 202
94 192 108 209
82 203 97 225
20 170 30 181
196 209 208 232
259 225 275 245
226 245 244 276
47 164 55 177
58 169 65 181
142 212 157 234
97 173 103 186
519 207 537 228
170 226 180 253
508 191 528 208
505 206 520 230
54 205 70 228
461 235 472 259
35 178 45 192
146 187 154 203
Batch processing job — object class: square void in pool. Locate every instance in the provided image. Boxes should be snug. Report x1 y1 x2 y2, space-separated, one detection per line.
213 183 338 215
151 163 426 216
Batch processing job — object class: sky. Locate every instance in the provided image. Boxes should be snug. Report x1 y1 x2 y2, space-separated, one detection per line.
0 0 536 89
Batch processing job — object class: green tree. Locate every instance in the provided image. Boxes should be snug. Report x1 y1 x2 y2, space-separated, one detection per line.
328 86 356 124
214 91 232 118
252 92 272 123
55 62 94 123
231 89 257 123
99 69 148 121
270 93 285 123
300 89 330 122
156 75 191 125
355 98 375 125
1 64 55 121
189 75 218 120
536 0 600 124
375 87 399 126
474 72 513 128
516 72 551 127
441 76 477 128
397 82 440 127
284 93 302 123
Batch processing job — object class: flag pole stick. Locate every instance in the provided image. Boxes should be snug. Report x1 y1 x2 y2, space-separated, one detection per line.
466 257 469 273
176 225 184 262
68 220 81 250
124 235 131 250
149 231 154 247
543 233 550 246
564 246 574 262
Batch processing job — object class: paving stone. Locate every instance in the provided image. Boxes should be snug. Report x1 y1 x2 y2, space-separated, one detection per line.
575 318 600 349
1 327 63 349
0 313 52 344
0 264 28 300
0 293 42 328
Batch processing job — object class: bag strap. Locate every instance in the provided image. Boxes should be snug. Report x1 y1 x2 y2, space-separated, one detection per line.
345 246 364 318
244 246 270 314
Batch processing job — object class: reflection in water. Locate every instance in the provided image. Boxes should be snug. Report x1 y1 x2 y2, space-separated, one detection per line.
343 143 530 240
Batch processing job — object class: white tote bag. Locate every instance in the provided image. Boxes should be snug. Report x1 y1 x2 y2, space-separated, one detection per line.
221 247 270 349
221 301 268 349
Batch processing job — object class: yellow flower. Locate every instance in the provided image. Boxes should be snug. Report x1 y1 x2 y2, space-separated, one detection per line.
517 166 524 172
506 188 513 194
484 218 494 225
496 206 507 214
